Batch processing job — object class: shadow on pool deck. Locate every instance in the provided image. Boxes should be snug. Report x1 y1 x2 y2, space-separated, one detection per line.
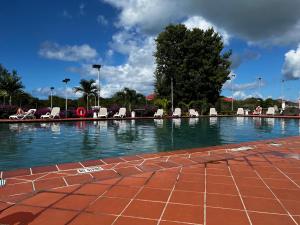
0 136 300 225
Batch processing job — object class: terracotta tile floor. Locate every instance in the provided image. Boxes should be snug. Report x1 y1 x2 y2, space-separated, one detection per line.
0 136 300 224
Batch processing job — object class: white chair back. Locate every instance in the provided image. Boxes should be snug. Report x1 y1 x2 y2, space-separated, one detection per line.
119 107 126 116
174 108 181 116
237 108 244 115
209 108 217 116
51 107 60 117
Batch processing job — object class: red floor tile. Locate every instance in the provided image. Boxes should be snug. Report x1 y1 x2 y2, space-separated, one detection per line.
52 184 80 193
243 196 286 214
29 208 78 225
31 165 58 174
86 197 130 215
272 188 300 201
238 186 274 199
136 187 171 202
162 203 203 224
34 177 66 191
0 182 33 197
281 199 300 215
92 170 120 181
175 180 204 192
117 176 148 186
65 174 93 185
146 177 176 189
114 216 157 225
57 162 83 170
102 157 125 164
115 166 141 176
104 185 139 199
74 183 110 195
207 175 234 185
0 205 43 224
159 221 193 225
53 194 96 211
248 212 295 225
68 212 116 225
170 190 203 205
206 207 249 225
21 192 65 207
80 159 104 167
123 199 165 219
206 183 238 195
207 193 244 209
2 168 31 178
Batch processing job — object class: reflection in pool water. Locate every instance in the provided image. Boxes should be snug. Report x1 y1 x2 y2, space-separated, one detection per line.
0 117 299 170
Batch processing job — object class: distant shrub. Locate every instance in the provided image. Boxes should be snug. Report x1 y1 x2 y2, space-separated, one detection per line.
282 107 300 116
0 105 18 118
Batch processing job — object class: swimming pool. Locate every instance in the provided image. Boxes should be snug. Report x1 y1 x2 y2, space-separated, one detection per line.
0 117 299 170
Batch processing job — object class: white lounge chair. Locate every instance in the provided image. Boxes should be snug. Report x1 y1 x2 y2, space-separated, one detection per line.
98 107 108 118
41 107 60 119
189 109 199 117
172 108 181 117
113 107 126 118
209 108 218 116
266 107 275 115
9 109 36 120
154 109 163 118
236 108 244 116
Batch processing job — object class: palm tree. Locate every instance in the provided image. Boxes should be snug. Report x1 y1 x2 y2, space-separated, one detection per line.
113 87 145 112
0 67 24 105
74 79 98 109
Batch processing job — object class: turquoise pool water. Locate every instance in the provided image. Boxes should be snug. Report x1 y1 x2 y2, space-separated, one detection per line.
0 117 299 170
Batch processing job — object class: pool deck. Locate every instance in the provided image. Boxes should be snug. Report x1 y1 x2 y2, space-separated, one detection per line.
1 114 300 124
0 136 300 224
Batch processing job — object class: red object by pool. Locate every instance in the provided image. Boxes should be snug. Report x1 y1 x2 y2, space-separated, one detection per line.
223 97 234 102
146 93 156 101
76 107 87 117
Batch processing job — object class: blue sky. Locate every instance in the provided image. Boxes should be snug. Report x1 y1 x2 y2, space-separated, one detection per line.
1 0 300 101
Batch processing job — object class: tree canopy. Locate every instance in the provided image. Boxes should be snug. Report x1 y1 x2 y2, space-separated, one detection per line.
154 24 231 105
0 64 24 105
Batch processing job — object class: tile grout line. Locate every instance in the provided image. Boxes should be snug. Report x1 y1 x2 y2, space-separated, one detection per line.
109 172 155 225
156 167 182 225
65 173 135 225
203 165 207 225
275 167 300 189
254 170 299 225
228 165 253 225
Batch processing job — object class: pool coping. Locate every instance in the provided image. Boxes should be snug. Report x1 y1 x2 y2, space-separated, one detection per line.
0 114 300 124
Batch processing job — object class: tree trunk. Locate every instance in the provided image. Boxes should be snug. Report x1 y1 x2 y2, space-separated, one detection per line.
9 95 12 105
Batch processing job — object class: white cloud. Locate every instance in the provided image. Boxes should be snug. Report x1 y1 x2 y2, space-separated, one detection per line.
68 30 155 97
39 42 98 62
183 16 230 45
104 0 300 45
223 73 264 92
97 15 108 26
282 44 300 80
32 87 81 99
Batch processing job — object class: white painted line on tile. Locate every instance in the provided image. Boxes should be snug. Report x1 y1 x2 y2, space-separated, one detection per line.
254 170 299 225
228 166 253 225
157 168 182 225
204 166 207 225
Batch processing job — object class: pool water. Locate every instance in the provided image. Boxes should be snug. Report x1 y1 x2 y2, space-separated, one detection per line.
0 117 299 170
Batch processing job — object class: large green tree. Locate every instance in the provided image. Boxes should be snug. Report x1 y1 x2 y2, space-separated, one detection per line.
154 24 231 105
74 79 98 109
0 64 25 105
